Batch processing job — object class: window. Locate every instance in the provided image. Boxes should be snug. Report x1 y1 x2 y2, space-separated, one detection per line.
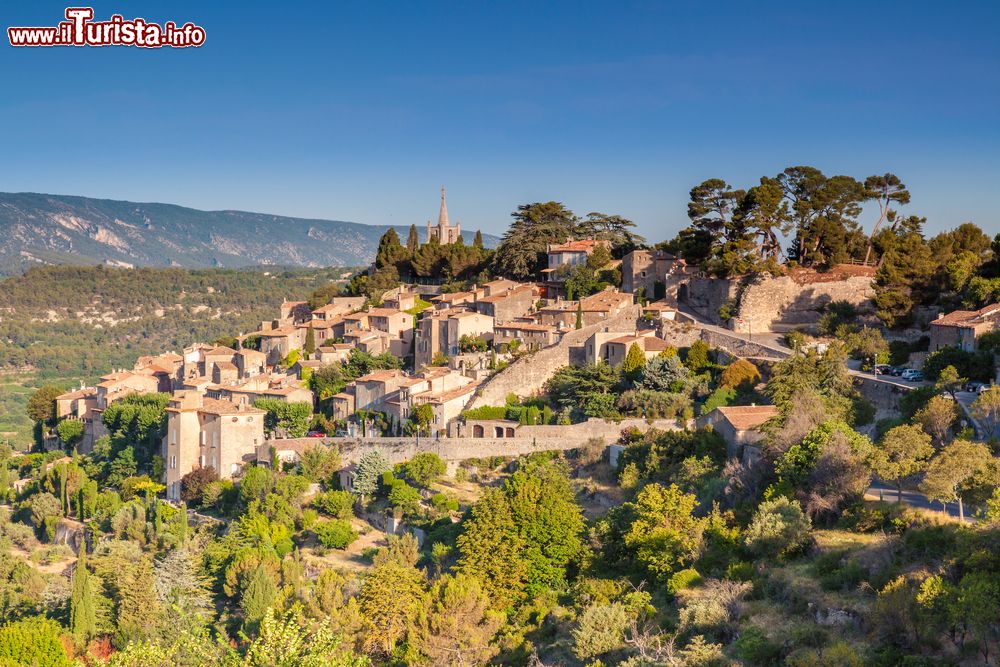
170 455 176 469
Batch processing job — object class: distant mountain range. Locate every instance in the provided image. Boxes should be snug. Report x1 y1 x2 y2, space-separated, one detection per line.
0 192 498 275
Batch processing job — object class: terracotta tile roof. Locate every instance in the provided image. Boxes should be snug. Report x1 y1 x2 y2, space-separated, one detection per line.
714 405 779 431
548 239 607 253
496 322 556 332
932 302 1000 327
356 369 404 383
367 307 406 317
259 326 299 336
56 387 97 401
214 361 238 371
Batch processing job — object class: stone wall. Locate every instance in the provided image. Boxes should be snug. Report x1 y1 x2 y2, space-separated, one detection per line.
269 417 685 466
466 304 641 409
679 276 739 324
733 275 875 333
700 328 790 360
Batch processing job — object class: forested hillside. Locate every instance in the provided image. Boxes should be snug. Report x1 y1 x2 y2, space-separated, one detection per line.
0 265 353 447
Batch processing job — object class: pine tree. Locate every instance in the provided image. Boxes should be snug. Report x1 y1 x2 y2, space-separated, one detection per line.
241 564 277 635
304 325 316 356
375 228 403 269
575 302 583 330
473 230 484 249
407 224 420 253
70 548 97 642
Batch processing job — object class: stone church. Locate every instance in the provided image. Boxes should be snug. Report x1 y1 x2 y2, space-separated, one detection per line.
426 187 461 244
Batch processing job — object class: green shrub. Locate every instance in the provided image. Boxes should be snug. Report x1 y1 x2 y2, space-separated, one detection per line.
667 568 703 595
745 498 812 559
312 490 355 520
314 519 357 549
733 627 782 667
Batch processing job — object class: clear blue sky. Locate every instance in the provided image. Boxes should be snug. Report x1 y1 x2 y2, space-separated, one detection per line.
2 1 998 241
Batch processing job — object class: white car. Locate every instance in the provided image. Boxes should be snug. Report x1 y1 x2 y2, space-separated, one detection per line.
901 369 924 381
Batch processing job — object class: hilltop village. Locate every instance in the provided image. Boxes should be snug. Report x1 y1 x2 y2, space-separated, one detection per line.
4 171 1000 666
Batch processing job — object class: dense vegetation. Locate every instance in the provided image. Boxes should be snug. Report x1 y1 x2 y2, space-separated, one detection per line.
0 265 356 445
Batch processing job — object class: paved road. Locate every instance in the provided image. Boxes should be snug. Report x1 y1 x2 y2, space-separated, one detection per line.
867 482 976 523
954 390 998 440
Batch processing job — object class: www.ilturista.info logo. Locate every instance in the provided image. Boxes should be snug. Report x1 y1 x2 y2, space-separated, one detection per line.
8 7 205 48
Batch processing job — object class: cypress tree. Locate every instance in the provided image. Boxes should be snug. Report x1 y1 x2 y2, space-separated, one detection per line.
70 548 97 642
623 342 646 376
178 501 189 545
575 302 583 330
406 224 420 253
304 325 316 356
241 564 277 635
473 230 484 249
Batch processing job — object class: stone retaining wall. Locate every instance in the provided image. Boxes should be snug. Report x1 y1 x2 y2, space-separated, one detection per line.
269 417 685 465
733 275 875 333
466 304 641 408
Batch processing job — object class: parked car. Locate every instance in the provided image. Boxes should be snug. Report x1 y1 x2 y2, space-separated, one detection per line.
891 367 909 377
874 364 893 375
901 369 924 382
306 431 326 438
965 381 987 393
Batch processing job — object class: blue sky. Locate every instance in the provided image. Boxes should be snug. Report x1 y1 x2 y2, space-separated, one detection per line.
2 1 998 241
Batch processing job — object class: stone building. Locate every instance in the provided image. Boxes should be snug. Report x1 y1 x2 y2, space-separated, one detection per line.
414 308 495 368
929 302 1000 352
621 249 683 297
426 187 461 244
164 392 265 501
697 405 778 460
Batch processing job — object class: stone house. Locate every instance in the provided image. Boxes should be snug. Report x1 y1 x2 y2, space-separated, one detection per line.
432 291 476 310
257 326 305 364
310 296 365 321
353 369 408 412
544 239 611 279
331 387 356 421
537 288 634 329
414 308 495 368
697 405 779 460
367 308 414 349
164 392 265 501
494 322 559 352
280 300 312 324
235 348 268 378
315 344 354 364
343 329 392 355
383 288 418 311
929 303 1000 352
602 335 672 367
621 249 682 297
474 283 537 322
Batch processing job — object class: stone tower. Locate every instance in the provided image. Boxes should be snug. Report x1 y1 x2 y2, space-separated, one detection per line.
426 187 461 244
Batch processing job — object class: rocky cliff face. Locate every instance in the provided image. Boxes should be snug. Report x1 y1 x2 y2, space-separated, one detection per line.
0 192 497 274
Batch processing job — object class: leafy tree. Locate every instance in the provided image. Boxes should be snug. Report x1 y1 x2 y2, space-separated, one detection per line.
577 212 644 256
871 424 934 502
719 358 761 391
353 451 391 497
684 339 710 372
253 399 312 438
180 466 218 505
0 616 71 667
935 364 966 400
26 385 63 424
920 439 992 521
242 606 371 667
404 452 447 487
315 520 358 549
971 386 1000 437
413 573 503 667
492 202 579 280
55 418 84 448
623 483 707 580
774 421 873 521
409 404 435 437
778 166 866 268
102 393 170 470
297 445 341 484
913 395 958 445
358 557 424 655
312 490 355 520
744 497 811 559
862 173 910 265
